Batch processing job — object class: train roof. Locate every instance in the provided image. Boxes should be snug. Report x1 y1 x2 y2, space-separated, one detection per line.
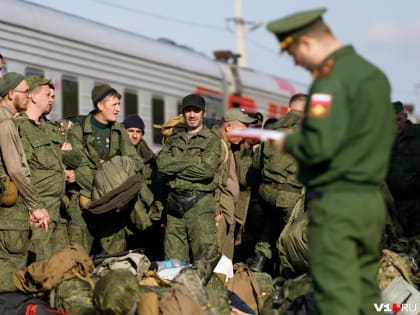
1 0 223 79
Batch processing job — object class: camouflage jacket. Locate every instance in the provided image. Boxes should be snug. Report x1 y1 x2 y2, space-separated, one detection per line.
253 110 304 209
16 112 66 217
156 126 221 192
67 112 143 197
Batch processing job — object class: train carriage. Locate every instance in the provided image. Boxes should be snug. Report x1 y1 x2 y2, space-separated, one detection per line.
1 0 305 150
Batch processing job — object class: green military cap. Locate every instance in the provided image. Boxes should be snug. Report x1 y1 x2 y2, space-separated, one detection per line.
91 84 118 106
267 7 327 50
0 72 25 97
223 108 257 124
392 101 404 113
25 75 51 90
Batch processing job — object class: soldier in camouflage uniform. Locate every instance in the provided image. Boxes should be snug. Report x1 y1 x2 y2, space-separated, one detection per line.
0 73 50 292
16 76 71 263
247 93 306 273
156 94 222 283
67 85 143 255
213 108 257 260
123 114 165 259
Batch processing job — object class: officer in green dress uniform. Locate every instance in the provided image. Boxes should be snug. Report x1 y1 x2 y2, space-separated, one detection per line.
266 8 396 315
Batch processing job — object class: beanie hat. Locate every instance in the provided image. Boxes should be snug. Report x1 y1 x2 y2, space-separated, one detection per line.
123 114 145 130
0 72 25 97
91 84 117 106
181 93 205 111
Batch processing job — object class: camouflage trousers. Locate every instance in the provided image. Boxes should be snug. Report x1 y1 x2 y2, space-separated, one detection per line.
67 193 93 254
254 205 287 260
0 200 30 292
28 218 69 264
164 192 219 263
308 188 386 315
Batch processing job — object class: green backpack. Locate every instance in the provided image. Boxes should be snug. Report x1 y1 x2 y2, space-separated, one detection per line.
87 155 144 214
50 277 95 315
262 273 313 315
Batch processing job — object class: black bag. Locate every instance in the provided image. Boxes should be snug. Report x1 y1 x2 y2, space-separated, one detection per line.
284 291 317 315
0 292 68 315
166 191 207 218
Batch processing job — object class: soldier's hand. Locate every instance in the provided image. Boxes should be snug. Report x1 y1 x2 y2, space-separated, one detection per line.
65 170 76 183
30 208 50 232
61 142 73 151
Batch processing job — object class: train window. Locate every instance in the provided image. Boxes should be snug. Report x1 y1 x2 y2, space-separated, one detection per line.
195 87 224 120
124 90 138 116
152 96 164 145
61 76 79 118
25 67 44 78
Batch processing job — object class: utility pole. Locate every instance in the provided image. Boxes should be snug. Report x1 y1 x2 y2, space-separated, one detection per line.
234 0 247 67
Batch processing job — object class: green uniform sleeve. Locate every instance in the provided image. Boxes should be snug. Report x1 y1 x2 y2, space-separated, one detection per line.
285 80 347 164
177 136 221 181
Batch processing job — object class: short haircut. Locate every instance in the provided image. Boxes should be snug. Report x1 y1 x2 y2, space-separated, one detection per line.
289 93 307 105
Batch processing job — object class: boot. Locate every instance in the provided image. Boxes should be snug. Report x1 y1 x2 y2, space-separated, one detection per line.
246 251 268 272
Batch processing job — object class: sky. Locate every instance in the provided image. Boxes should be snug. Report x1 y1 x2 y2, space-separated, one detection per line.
25 0 420 114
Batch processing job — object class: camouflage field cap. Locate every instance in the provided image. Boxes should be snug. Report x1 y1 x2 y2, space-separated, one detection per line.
0 72 24 97
223 108 257 124
25 75 51 90
267 7 327 51
93 269 140 315
393 101 404 113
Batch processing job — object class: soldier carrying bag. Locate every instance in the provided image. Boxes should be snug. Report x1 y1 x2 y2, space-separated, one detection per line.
166 190 207 218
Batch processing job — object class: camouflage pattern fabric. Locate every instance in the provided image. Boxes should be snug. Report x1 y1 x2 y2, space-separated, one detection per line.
51 277 95 315
16 113 69 262
377 249 417 290
93 269 140 315
205 273 231 315
170 267 219 315
261 273 312 315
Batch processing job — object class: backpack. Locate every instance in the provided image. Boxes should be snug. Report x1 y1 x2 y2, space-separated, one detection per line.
93 269 141 315
226 263 263 315
12 244 94 297
261 273 313 315
87 155 144 214
50 277 95 315
0 292 69 315
277 194 309 276
377 249 417 290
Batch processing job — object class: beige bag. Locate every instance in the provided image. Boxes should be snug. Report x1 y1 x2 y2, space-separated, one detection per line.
227 263 263 315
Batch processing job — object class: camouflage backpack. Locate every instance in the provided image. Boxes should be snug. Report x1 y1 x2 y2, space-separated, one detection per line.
93 269 141 315
50 277 95 315
377 249 418 290
261 273 313 315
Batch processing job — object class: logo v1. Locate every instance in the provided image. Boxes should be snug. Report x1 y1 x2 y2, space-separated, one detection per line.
374 303 417 313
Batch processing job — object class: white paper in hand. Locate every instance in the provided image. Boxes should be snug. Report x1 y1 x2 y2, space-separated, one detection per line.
228 128 285 142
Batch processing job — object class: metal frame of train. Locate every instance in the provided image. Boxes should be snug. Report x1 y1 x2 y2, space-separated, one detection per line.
1 0 306 150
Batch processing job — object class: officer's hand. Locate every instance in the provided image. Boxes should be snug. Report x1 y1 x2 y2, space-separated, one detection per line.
30 208 50 232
